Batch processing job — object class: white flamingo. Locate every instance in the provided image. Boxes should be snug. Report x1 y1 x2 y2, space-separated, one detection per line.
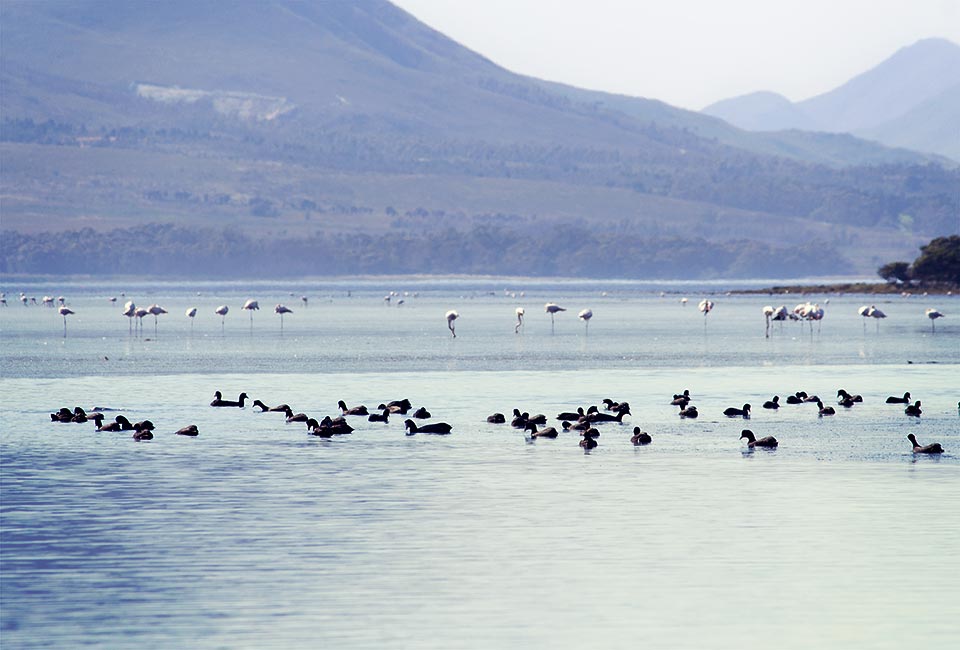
858 305 871 332
680 297 688 306
186 307 197 332
215 305 229 332
925 308 945 332
301 296 308 308
42 296 54 307
134 307 148 334
275 303 293 331
58 306 74 337
578 308 593 334
446 310 459 338
147 304 167 337
242 299 260 329
57 296 65 306
762 305 774 337
698 299 714 329
123 301 137 334
515 307 525 334
807 304 825 333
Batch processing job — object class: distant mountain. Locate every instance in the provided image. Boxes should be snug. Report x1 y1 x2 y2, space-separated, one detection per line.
698 91 817 132
1 1 957 279
702 38 960 160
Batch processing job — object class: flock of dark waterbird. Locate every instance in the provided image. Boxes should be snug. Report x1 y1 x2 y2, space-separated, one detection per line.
49 386 948 455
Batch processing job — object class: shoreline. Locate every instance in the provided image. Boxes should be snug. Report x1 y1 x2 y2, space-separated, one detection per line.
734 281 958 295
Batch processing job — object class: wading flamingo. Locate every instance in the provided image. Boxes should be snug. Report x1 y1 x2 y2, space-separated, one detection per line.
58 306 74 337
275 303 293 331
446 310 459 338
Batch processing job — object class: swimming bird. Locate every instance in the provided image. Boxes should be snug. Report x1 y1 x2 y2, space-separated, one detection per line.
274 304 293 331
816 400 835 416
404 419 452 435
601 398 623 411
904 401 922 417
740 429 778 448
723 404 751 418
211 392 249 408
215 305 229 331
515 307 524 333
907 433 942 454
631 427 652 445
368 409 390 423
337 400 369 416
304 418 335 438
173 424 198 437
487 412 506 423
785 391 808 404
678 405 698 419
578 308 593 333
99 415 133 432
544 302 566 329
252 400 289 412
925 308 945 332
557 407 586 421
525 421 558 439
886 392 911 404
588 406 631 423
382 399 412 414
58 306 75 336
133 425 154 441
304 417 352 437
242 299 260 330
511 409 528 428
147 304 167 336
670 390 690 406
762 396 780 410
580 428 599 449
412 406 431 419
837 389 863 404
283 406 308 422
446 310 459 338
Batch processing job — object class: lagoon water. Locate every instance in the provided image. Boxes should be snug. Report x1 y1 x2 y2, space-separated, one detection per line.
2 279 959 649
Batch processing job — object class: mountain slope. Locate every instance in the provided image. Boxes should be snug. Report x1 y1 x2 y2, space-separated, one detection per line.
1 0 957 278
799 38 960 132
855 83 960 162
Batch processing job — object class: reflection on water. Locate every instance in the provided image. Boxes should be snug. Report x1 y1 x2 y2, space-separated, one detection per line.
1 281 959 648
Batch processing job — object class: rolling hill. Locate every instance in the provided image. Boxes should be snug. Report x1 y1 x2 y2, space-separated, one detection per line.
1 0 957 279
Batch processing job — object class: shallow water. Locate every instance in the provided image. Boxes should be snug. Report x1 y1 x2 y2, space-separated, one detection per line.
1 279 958 648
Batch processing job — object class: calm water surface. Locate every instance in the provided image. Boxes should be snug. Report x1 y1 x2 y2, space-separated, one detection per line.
2 279 958 648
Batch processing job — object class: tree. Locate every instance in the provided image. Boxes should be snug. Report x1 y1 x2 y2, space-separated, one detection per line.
877 261 910 284
910 235 960 284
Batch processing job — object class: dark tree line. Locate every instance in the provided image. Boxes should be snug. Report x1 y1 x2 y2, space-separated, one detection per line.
1 223 853 280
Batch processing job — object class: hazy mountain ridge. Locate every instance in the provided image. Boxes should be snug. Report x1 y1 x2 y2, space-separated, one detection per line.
702 38 960 160
1 0 956 279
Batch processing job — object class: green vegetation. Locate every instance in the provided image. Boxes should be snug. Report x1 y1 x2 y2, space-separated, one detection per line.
876 235 960 285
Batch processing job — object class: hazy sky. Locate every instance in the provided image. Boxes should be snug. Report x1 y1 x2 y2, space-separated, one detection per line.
392 0 960 110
